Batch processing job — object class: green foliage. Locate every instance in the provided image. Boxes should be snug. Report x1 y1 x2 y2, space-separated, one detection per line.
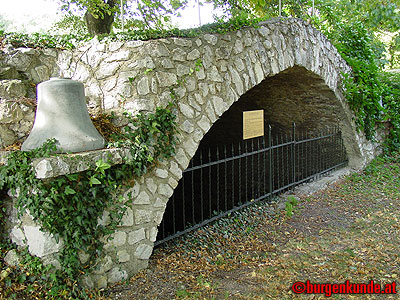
0 31 90 49
52 14 89 36
0 106 178 298
380 72 400 152
285 195 299 217
334 21 385 140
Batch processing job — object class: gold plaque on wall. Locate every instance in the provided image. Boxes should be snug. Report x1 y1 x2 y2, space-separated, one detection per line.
243 110 264 140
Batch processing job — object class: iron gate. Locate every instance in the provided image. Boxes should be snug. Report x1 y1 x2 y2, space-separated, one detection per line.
155 124 348 245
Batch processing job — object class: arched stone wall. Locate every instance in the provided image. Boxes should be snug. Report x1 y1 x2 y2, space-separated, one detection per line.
1 18 381 288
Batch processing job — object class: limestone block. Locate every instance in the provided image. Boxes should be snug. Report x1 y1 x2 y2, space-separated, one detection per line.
128 228 146 245
154 198 167 208
109 42 124 52
178 102 195 118
148 227 158 242
155 168 168 179
119 207 134 227
211 96 228 117
156 71 177 87
197 115 211 133
258 26 270 38
181 119 194 134
196 67 206 80
146 178 157 195
95 275 108 289
158 183 173 198
173 38 192 47
138 56 155 69
93 255 113 275
187 49 200 61
23 225 63 258
205 101 217 123
105 50 130 62
207 66 223 82
149 43 170 57
117 250 131 263
161 58 174 69
254 61 264 84
177 64 190 77
137 77 150 95
4 250 20 267
112 231 127 247
229 67 244 95
172 48 187 62
203 34 218 45
185 78 196 92
183 136 197 158
35 160 53 179
133 191 150 205
134 243 153 260
0 79 27 100
97 61 120 79
134 209 153 224
168 177 178 189
216 46 232 60
169 161 182 179
9 227 26 246
108 267 128 284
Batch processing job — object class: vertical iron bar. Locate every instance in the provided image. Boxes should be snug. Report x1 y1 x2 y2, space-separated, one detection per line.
276 134 280 190
224 144 228 210
238 143 242 204
172 194 176 234
245 141 248 201
252 139 255 199
182 175 185 230
263 136 267 195
231 143 235 208
292 123 296 184
216 147 220 214
269 125 272 193
208 148 212 217
257 138 260 198
200 150 204 221
191 161 195 224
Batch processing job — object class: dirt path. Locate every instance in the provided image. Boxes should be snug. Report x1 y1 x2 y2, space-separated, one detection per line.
105 156 400 299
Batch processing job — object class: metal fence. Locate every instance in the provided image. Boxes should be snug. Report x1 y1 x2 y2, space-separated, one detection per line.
155 124 348 246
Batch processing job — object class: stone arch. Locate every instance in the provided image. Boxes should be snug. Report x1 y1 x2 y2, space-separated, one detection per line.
4 18 379 288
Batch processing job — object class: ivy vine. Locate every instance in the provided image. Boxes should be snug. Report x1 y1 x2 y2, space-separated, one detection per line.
0 103 178 298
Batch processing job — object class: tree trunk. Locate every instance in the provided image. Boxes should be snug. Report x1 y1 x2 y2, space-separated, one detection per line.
84 0 116 35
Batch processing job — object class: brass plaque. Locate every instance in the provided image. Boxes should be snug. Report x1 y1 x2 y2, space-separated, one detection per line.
243 110 264 140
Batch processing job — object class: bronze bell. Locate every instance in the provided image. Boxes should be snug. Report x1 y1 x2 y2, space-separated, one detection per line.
22 78 105 153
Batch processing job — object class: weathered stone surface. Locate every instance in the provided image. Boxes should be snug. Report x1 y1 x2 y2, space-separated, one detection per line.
137 77 150 95
23 225 63 258
117 250 130 263
134 209 153 224
119 207 134 227
155 168 168 178
4 249 20 267
0 80 26 99
158 183 173 198
134 243 153 260
10 227 26 246
156 71 177 87
128 228 146 245
187 49 201 60
134 191 150 205
108 267 128 284
94 255 113 275
112 231 127 247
